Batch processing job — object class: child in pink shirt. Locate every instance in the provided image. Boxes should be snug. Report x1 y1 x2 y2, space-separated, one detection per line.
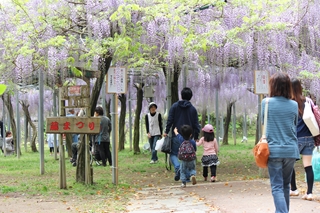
196 124 220 182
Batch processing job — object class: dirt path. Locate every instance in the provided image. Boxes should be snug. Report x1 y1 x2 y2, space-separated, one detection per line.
185 180 320 213
126 185 219 213
0 195 80 213
1 180 320 213
127 180 320 213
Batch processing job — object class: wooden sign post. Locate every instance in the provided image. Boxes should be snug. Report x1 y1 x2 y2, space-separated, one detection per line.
106 67 127 185
46 117 100 188
254 70 270 178
48 85 96 189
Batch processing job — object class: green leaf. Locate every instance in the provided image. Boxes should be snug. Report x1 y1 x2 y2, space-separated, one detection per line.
70 66 83 77
0 84 7 95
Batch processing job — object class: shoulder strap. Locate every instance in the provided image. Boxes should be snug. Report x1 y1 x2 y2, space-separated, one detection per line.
262 98 269 136
306 97 315 107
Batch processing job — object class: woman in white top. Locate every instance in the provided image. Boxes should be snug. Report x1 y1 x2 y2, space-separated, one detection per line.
145 102 163 164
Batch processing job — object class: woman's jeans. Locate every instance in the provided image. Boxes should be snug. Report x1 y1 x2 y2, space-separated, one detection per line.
180 160 196 183
149 135 160 161
268 158 295 213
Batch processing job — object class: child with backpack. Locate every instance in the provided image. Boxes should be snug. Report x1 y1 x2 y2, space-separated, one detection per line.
196 124 220 182
174 125 197 188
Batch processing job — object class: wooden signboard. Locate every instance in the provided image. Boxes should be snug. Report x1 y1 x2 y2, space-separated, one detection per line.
46 117 100 134
60 85 90 108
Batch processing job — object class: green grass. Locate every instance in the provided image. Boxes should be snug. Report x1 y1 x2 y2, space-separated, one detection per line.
0 137 258 194
0 136 305 211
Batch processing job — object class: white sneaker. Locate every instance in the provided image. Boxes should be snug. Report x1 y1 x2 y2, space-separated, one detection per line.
181 183 186 188
290 190 299 196
150 160 155 164
302 194 313 201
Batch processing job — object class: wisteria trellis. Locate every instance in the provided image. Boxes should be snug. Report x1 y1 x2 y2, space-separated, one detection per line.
0 0 320 123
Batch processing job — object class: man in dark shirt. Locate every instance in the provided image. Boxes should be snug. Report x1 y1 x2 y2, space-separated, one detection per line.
164 87 200 181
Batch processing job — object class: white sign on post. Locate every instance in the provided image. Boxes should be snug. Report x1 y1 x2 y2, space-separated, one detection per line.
106 67 127 94
254 70 269 94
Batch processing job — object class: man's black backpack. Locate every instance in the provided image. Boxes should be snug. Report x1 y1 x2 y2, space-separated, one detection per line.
178 140 196 161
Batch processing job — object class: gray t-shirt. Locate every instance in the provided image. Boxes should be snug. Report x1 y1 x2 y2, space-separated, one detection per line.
94 116 112 143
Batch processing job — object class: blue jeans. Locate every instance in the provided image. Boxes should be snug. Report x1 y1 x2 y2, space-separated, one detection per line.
170 154 180 174
268 158 295 213
298 136 314 155
170 136 181 174
71 142 78 162
180 160 196 183
149 136 159 161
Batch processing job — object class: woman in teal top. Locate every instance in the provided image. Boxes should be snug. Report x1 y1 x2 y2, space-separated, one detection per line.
261 72 299 213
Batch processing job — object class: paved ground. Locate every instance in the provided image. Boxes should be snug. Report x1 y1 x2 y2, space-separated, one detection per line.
127 180 320 213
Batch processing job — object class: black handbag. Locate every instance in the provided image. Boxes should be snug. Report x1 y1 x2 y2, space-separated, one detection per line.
161 136 172 154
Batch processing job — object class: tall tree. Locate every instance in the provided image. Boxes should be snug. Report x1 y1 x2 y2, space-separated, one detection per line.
118 94 127 150
20 100 37 152
133 83 144 154
3 94 17 154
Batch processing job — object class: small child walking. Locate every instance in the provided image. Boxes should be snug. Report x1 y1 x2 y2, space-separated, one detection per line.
196 124 220 182
47 133 54 155
174 125 197 188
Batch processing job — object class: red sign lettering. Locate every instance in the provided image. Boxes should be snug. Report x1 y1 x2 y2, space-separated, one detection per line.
63 122 71 130
76 121 85 129
88 122 95 130
50 121 59 131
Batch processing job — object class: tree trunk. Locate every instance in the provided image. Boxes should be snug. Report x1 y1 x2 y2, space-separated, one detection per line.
65 134 72 157
222 101 235 145
3 94 18 155
76 134 86 183
171 62 181 104
20 101 38 152
76 55 112 183
255 113 260 144
118 94 126 151
133 83 144 154
90 56 112 116
200 108 207 138
163 61 181 106
105 98 111 120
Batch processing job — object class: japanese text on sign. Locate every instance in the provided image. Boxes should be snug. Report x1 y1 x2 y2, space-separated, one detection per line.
68 86 81 96
106 67 127 94
61 85 90 99
46 117 100 134
254 70 269 94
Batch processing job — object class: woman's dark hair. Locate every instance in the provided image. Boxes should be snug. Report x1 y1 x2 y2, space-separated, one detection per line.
181 87 193 101
94 106 104 116
203 132 214 142
269 72 292 99
6 131 12 137
180 125 193 140
291 78 305 116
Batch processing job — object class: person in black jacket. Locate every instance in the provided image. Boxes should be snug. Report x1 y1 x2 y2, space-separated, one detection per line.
164 87 200 181
145 102 163 164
